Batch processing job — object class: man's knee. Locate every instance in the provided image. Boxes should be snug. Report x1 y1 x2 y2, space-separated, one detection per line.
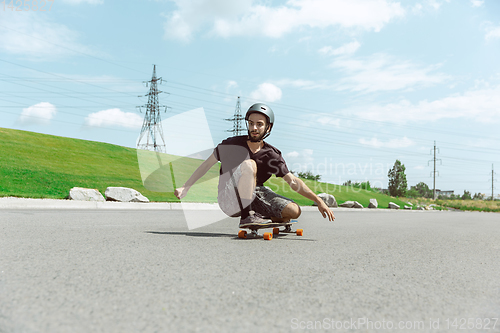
240 159 257 176
282 202 301 219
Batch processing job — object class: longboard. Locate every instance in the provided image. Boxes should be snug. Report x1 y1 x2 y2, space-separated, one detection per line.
238 219 302 240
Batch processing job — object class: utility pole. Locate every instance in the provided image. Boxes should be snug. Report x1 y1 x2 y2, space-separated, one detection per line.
137 65 167 153
428 141 442 199
225 97 244 136
492 164 495 201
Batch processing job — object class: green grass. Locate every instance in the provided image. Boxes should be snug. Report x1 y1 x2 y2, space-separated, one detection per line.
0 127 218 202
0 127 409 207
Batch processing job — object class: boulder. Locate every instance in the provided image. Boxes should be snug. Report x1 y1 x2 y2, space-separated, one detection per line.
404 205 412 210
368 199 378 208
69 187 105 202
313 193 338 207
352 201 364 209
105 187 149 203
339 201 354 208
388 202 400 209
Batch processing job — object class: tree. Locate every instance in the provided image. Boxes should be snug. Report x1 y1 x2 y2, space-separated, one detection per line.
413 182 432 198
473 192 484 200
388 160 407 197
406 187 419 198
462 190 472 200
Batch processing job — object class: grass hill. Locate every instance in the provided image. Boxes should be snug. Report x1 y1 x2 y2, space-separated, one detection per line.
0 127 409 208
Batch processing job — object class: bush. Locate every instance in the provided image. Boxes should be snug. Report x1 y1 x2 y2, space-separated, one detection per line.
342 180 372 191
294 171 321 181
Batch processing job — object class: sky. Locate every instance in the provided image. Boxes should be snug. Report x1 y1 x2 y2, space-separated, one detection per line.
1 0 500 197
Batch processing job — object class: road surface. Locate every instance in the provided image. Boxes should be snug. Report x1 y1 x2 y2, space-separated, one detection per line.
1 209 499 332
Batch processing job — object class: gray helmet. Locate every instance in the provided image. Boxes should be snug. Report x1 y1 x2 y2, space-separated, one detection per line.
245 103 274 139
245 103 274 125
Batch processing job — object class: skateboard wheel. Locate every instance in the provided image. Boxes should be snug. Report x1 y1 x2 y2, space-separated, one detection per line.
263 232 273 240
273 227 280 235
238 230 247 239
296 229 303 236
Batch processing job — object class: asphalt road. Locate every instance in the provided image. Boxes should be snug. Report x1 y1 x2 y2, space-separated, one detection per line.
1 209 499 333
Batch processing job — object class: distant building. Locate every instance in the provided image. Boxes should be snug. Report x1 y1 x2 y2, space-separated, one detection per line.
436 189 454 197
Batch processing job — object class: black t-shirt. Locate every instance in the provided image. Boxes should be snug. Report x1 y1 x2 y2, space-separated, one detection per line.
214 135 290 186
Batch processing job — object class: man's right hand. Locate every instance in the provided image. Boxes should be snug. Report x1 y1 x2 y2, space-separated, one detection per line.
174 187 188 200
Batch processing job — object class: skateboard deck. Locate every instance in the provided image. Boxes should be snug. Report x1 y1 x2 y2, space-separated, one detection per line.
238 219 303 240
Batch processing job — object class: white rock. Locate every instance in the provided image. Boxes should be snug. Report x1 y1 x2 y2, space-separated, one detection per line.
313 193 338 207
105 187 149 203
404 205 412 210
352 201 364 209
368 199 378 208
339 201 354 208
69 187 105 202
388 202 400 209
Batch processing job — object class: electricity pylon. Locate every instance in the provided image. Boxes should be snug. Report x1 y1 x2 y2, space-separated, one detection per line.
225 96 244 136
137 65 167 153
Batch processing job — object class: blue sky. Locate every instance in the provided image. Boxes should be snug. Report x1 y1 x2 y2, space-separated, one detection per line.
1 0 499 197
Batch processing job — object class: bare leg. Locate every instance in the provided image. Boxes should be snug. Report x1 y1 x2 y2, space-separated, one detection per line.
271 203 301 222
237 159 257 206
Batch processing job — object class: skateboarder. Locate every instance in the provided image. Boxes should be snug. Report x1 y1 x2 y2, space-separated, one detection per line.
174 103 335 227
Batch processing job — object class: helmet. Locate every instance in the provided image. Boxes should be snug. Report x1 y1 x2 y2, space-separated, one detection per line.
245 103 274 125
245 103 274 139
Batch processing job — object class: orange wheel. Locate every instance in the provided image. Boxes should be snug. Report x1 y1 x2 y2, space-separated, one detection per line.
238 230 247 239
296 229 303 236
263 232 273 240
273 227 280 235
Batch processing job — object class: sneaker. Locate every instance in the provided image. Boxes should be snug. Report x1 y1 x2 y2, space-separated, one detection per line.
239 211 272 227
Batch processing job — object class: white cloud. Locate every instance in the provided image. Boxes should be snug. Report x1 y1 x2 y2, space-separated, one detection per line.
286 149 315 173
60 0 103 3
317 115 341 127
285 151 300 158
485 24 500 41
331 53 450 93
226 80 238 90
19 102 57 125
470 0 484 7
352 85 500 124
359 137 414 149
0 11 95 59
411 3 423 14
427 0 442 10
274 78 331 91
163 0 405 41
319 41 361 56
85 109 143 129
285 149 314 161
411 0 451 14
249 83 282 102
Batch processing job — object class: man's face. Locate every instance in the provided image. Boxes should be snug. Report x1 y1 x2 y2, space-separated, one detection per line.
247 112 269 142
